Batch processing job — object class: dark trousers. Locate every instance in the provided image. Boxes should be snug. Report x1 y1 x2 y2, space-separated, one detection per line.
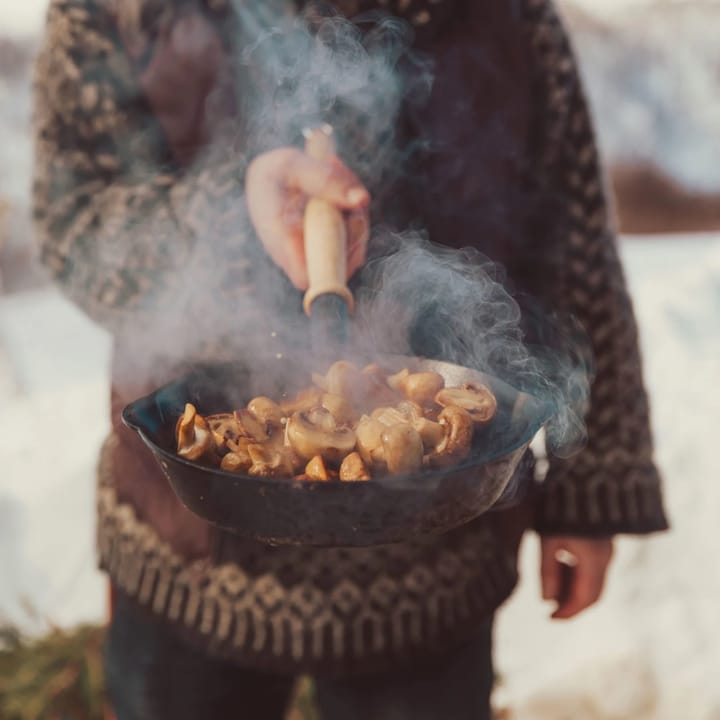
105 591 494 720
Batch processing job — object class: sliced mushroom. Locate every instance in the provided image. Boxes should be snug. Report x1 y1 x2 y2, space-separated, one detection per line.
339 452 371 481
247 443 299 478
425 406 474 468
285 407 356 463
355 414 387 468
396 371 446 405
279 387 324 415
305 455 330 481
176 403 213 460
321 360 362 397
247 396 284 427
321 393 357 425
233 409 269 442
371 406 408 427
381 423 424 476
434 383 497 424
206 413 241 450
220 451 252 473
387 368 410 392
220 437 253 472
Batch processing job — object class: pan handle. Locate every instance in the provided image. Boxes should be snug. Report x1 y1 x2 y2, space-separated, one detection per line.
301 125 355 317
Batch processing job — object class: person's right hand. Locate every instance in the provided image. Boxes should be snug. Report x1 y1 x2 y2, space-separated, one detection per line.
246 148 370 290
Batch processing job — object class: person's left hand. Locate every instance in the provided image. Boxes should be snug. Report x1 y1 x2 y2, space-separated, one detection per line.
540 536 614 620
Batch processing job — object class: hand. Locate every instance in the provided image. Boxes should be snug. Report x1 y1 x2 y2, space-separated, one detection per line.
540 536 614 620
246 147 370 289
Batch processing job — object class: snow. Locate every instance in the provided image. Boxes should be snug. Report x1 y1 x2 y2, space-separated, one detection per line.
496 234 720 718
1 234 718 718
0 289 111 632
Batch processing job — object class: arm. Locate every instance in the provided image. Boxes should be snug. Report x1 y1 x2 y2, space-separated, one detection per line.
522 0 669 536
32 0 368 340
32 0 258 336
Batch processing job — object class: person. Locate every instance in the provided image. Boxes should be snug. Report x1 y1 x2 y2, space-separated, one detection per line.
32 0 669 718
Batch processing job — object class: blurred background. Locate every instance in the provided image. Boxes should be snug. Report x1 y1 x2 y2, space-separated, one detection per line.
1 0 718 718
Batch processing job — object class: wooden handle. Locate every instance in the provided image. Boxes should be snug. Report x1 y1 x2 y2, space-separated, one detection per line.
302 126 355 317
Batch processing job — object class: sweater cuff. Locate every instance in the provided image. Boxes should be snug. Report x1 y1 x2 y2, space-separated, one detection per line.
533 459 670 537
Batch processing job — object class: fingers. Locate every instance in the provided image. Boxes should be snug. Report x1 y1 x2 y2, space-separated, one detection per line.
346 208 370 279
246 147 370 289
552 557 606 620
540 537 561 602
286 153 370 210
540 536 614 620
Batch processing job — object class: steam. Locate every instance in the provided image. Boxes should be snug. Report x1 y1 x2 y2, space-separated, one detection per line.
67 1 589 460
352 234 590 457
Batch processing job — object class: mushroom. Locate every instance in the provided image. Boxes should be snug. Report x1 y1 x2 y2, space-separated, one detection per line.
434 383 497 424
279 387 324 415
320 360 363 397
220 451 252 473
321 393 357 425
424 406 474 468
176 403 213 460
355 415 387 468
371 406 408 427
339 452 371 481
206 413 241 450
381 423 424 476
247 396 284 428
285 407 356 463
247 443 300 478
305 455 330 481
394 401 446 451
233 409 270 442
387 368 410 392
393 371 445 405
220 437 253 472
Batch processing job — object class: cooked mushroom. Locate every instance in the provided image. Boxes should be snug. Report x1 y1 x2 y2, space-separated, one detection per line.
220 451 252 473
305 455 330 481
321 393 357 425
233 409 270 442
247 396 284 427
285 407 356 463
247 443 299 478
279 387 324 415
395 371 445 405
339 452 371 481
355 414 386 468
434 383 497 424
387 368 410 392
381 423 424 475
206 413 241 449
371 406 408 427
392 401 446 451
425 406 474 468
176 403 213 460
219 437 253 472
315 360 362 397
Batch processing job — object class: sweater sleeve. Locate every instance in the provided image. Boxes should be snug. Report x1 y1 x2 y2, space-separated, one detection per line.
32 0 263 337
522 0 669 536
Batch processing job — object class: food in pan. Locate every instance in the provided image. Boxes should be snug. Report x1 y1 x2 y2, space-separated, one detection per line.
175 361 497 481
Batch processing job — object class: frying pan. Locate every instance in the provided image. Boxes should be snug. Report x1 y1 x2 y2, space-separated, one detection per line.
122 356 552 547
121 128 555 547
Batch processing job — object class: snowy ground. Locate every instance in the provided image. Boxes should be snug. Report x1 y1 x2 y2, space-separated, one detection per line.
0 234 718 718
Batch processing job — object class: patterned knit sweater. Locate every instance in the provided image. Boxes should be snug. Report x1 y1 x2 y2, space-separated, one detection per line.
32 0 668 674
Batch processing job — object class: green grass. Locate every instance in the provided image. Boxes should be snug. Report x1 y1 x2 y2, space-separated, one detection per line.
0 623 319 720
0 624 106 720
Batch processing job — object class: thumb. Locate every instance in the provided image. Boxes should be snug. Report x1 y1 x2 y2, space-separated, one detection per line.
287 154 369 210
540 538 561 601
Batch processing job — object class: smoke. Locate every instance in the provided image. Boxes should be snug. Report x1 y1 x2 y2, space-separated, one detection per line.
352 234 590 457
50 0 589 460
